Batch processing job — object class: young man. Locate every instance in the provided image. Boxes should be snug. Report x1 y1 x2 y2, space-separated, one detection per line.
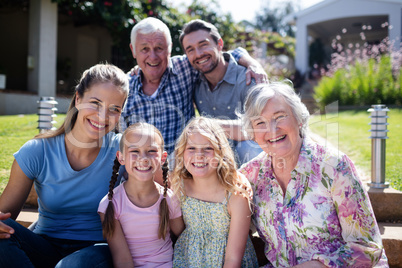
180 19 264 164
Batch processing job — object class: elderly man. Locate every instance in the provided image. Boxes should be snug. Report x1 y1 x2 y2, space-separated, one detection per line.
120 17 267 158
179 19 263 165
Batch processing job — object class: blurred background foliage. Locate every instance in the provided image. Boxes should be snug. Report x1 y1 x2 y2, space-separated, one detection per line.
52 0 297 75
1 0 297 81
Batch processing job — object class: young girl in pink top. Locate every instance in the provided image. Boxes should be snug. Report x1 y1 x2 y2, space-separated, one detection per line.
98 123 184 268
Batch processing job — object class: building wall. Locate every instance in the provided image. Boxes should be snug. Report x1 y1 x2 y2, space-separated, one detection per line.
0 8 29 91
57 14 113 96
0 92 71 115
0 4 114 114
295 0 402 74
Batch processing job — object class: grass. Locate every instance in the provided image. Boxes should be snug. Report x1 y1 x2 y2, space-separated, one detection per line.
309 108 402 191
0 110 401 193
0 114 66 193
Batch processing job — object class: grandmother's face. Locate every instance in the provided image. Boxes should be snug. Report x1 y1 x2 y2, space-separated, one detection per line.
251 94 302 160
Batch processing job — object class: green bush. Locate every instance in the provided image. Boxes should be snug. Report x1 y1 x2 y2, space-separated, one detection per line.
314 55 401 111
314 69 344 108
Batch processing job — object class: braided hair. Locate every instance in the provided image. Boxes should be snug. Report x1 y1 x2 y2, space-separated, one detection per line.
102 157 121 239
158 160 170 240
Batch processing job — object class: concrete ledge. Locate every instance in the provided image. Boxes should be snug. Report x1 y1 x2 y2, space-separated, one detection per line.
380 223 402 268
16 208 38 228
368 187 402 222
385 241 402 268
16 210 402 267
250 223 402 268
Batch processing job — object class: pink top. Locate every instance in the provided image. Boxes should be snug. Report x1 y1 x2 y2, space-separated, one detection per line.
98 182 182 267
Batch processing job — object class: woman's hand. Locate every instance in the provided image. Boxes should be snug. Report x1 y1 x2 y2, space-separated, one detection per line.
0 212 14 239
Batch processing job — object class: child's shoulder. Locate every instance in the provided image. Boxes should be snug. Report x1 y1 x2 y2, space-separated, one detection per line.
111 183 126 199
155 183 181 212
155 183 175 199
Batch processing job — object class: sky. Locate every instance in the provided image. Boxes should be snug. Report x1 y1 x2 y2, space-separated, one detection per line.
170 0 324 23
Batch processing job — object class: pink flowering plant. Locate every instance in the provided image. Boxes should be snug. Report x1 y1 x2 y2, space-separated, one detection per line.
314 24 402 111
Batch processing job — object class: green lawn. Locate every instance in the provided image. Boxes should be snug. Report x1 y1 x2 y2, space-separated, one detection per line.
0 114 66 193
0 110 401 194
309 108 402 191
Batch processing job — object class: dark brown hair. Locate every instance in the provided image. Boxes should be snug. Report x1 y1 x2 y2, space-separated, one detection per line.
35 63 129 139
179 19 221 48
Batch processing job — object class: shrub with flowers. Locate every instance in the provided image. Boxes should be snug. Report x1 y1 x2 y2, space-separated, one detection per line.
234 31 297 84
314 30 402 111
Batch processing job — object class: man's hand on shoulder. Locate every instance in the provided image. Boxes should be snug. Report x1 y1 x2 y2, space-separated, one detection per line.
128 65 140 76
246 64 269 85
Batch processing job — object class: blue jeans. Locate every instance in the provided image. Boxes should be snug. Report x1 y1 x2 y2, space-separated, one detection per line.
0 218 112 268
235 140 263 166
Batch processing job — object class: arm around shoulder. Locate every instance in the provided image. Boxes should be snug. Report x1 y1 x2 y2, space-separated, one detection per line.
231 47 268 84
214 118 248 141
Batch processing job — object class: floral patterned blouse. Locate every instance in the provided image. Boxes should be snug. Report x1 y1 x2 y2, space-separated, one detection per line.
239 137 388 267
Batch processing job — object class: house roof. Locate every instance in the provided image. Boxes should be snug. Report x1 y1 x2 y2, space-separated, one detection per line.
285 0 402 24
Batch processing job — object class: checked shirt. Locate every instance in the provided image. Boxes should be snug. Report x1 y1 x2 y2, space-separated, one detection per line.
120 50 246 154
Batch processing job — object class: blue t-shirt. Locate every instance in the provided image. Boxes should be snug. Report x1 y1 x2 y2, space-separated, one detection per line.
14 132 121 241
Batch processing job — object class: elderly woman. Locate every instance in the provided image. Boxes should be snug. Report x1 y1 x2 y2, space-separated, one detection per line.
239 82 388 267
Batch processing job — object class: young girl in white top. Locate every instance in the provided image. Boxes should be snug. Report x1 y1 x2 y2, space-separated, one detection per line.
171 117 258 267
98 123 184 268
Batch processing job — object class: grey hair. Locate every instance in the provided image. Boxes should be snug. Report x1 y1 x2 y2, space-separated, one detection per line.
240 81 310 139
130 17 172 56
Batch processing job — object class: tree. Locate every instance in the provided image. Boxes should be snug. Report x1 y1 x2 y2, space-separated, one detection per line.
53 0 189 70
254 0 297 37
3 0 241 69
185 0 243 51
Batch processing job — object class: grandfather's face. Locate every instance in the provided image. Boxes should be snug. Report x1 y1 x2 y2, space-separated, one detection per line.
130 31 170 84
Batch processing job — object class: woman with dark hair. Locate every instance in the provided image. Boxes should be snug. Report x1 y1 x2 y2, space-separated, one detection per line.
0 63 129 268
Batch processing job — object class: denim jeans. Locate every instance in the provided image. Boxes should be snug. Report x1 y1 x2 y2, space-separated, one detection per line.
235 140 263 166
0 218 112 268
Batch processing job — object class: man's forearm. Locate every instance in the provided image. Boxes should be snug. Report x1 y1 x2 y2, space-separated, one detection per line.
231 47 268 84
214 118 248 141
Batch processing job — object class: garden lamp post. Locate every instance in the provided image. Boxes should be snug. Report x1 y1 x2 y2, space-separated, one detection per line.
37 96 58 133
367 104 390 189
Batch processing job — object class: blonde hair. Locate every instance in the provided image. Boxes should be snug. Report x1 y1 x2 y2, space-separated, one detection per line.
35 63 129 139
102 123 171 240
171 117 251 204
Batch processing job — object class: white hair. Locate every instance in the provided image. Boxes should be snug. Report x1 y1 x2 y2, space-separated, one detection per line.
240 81 310 139
130 17 172 56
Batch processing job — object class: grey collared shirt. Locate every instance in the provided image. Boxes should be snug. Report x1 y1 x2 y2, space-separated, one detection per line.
194 53 255 120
